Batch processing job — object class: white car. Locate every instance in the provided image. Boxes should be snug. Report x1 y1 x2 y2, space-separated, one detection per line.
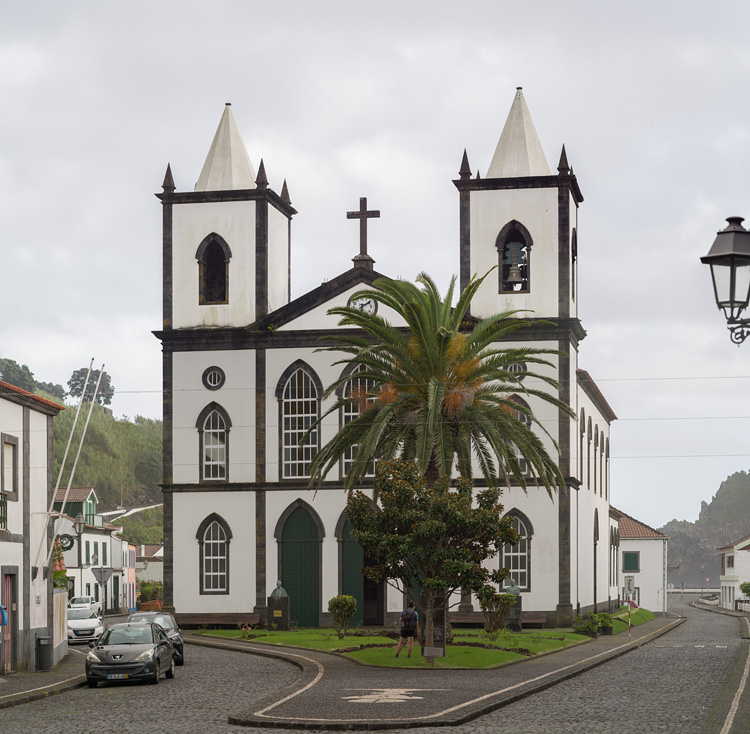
69 595 103 616
67 607 104 643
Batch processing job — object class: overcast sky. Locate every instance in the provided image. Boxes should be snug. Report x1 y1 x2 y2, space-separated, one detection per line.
3 1 750 529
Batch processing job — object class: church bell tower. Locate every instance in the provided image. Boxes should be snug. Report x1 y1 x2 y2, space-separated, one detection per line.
158 103 296 331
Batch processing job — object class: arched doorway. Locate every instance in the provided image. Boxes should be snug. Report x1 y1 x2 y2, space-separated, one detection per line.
340 518 383 626
280 505 321 627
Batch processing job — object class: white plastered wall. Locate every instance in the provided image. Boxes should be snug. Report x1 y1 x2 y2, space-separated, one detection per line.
469 188 559 319
620 537 667 613
172 201 256 329
28 409 50 629
172 350 256 484
267 204 290 314
173 491 256 613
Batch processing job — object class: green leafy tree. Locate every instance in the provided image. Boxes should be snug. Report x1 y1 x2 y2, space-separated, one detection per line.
0 358 36 392
35 381 66 402
346 460 518 661
740 582 750 599
327 595 358 639
476 586 517 641
308 270 570 494
67 368 115 406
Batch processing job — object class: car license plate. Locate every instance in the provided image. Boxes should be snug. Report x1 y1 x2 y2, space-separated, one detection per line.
106 673 128 680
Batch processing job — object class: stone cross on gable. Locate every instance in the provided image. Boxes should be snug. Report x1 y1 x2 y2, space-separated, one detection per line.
347 197 379 267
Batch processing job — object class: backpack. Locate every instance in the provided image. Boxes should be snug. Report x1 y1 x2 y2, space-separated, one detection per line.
402 609 417 635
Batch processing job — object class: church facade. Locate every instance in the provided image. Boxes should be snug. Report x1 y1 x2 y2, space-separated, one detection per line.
155 89 617 628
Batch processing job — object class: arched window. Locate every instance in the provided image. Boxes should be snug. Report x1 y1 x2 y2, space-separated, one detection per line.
604 436 610 501
196 233 232 305
278 363 321 479
196 403 231 482
571 228 577 301
501 511 533 591
600 433 605 498
496 220 533 293
587 417 593 489
196 514 232 594
340 365 376 478
593 425 599 495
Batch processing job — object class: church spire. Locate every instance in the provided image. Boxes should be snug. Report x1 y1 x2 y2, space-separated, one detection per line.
486 88 551 178
557 144 570 175
162 163 175 193
194 103 257 192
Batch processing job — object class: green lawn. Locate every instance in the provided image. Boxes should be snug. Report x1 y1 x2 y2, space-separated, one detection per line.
194 626 589 668
610 607 655 634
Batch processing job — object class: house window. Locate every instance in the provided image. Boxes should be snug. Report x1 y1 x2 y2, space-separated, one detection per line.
342 365 376 478
0 492 6 530
197 514 232 594
196 403 231 482
501 513 532 591
196 234 232 305
1 434 18 501
282 368 319 479
86 541 90 564
727 555 735 569
622 551 640 572
103 544 107 566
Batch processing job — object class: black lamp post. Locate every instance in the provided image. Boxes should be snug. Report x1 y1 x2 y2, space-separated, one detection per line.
701 216 750 344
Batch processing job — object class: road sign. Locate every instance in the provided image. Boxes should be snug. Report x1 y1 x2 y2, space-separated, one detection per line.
625 576 635 594
91 567 114 586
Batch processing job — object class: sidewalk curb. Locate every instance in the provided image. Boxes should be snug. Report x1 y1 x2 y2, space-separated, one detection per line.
0 676 87 710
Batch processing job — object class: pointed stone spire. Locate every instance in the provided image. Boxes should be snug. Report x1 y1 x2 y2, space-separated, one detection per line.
459 149 472 180
476 170 481 180
557 145 570 175
255 159 268 190
280 179 291 204
486 88 551 178
194 103 256 192
162 163 175 193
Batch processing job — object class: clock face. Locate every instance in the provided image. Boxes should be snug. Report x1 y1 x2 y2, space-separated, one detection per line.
349 296 377 315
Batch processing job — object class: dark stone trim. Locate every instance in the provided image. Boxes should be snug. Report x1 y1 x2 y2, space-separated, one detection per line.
255 349 267 614
256 199 269 321
453 173 583 203
157 187 297 219
273 498 326 541
196 513 232 596
162 195 173 330
154 318 587 353
195 232 233 262
195 402 232 483
196 233 232 307
162 348 173 609
0 433 19 501
163 492 173 609
201 366 226 391
459 188 471 295
557 187 571 319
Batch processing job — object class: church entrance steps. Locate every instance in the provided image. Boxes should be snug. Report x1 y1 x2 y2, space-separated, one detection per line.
182 614 684 729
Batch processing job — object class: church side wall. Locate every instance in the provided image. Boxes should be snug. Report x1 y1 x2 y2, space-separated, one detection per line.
172 492 256 613
172 350 256 484
172 201 257 329
468 188 558 319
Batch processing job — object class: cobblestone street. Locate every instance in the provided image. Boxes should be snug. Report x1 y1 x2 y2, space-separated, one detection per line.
1 600 747 734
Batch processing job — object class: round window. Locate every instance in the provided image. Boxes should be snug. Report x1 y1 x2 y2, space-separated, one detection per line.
508 362 527 381
202 366 226 391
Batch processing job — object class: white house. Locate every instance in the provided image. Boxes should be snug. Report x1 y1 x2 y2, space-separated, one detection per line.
1 379 65 672
155 89 617 628
611 507 668 614
718 535 750 610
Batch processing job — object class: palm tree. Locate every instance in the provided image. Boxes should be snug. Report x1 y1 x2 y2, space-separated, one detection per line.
308 269 573 494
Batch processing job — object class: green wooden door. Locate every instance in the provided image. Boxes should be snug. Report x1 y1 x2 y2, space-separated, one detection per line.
282 507 320 627
341 520 364 625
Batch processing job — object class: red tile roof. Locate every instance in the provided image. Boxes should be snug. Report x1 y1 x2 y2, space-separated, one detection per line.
611 507 667 539
54 486 97 503
0 379 65 411
717 534 750 552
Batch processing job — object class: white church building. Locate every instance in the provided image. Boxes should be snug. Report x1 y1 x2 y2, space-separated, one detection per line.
155 89 617 628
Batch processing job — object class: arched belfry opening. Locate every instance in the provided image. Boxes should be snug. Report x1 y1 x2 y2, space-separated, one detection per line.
196 233 232 304
496 220 533 293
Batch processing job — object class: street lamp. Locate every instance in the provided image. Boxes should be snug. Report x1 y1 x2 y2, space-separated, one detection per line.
701 216 750 344
73 513 86 597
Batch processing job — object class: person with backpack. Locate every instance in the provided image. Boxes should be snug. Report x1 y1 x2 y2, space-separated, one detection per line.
395 601 419 658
